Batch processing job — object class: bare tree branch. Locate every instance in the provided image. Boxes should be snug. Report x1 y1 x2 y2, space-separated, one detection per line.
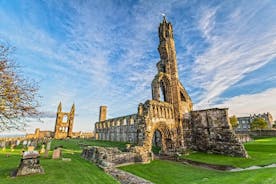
0 44 41 131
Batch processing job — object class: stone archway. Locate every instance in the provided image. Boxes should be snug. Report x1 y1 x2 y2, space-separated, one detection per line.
146 122 174 155
152 129 162 154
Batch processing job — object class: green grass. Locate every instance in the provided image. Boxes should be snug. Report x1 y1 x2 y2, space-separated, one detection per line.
0 139 128 184
120 137 276 184
2 137 276 184
181 137 276 168
51 138 130 151
120 160 276 184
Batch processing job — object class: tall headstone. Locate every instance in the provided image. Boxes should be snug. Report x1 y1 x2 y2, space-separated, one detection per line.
46 141 51 151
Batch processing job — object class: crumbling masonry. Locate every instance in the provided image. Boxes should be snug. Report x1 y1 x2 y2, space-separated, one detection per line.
95 17 248 158
54 102 75 139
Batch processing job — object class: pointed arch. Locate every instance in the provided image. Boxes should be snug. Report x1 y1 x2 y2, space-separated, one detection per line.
151 73 172 103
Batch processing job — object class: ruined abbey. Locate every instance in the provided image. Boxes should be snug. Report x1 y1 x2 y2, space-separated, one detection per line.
95 17 248 158
54 102 75 139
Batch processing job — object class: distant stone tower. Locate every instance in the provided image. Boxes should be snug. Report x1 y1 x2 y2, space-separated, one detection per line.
99 106 107 122
54 102 75 139
152 16 193 119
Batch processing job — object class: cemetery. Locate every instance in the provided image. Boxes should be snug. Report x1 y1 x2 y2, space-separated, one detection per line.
0 137 276 183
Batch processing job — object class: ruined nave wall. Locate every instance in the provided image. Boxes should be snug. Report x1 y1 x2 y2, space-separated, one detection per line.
95 114 139 143
187 108 248 157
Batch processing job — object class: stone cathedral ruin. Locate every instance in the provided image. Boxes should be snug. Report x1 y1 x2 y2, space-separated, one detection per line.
95 17 248 159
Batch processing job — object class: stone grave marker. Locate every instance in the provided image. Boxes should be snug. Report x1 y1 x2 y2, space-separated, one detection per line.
11 144 15 152
28 146 35 152
40 145 45 154
46 141 51 151
0 141 5 149
16 140 21 146
22 140 27 148
52 148 62 159
44 149 49 158
13 151 44 176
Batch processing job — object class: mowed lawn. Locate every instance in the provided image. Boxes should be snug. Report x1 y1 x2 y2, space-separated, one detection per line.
2 137 276 184
120 137 276 184
182 137 276 168
0 139 127 184
120 160 276 184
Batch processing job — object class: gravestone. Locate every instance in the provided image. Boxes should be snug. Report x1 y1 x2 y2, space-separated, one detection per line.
2 144 6 151
11 144 15 152
28 146 35 152
52 148 62 159
46 141 51 151
44 149 49 158
0 141 5 149
40 145 45 154
22 140 27 148
16 140 21 146
13 151 44 176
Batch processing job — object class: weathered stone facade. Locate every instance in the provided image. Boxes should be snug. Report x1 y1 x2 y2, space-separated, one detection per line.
54 102 75 139
95 17 248 158
95 113 138 143
188 108 248 157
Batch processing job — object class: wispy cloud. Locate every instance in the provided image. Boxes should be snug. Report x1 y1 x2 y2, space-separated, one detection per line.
192 1 276 108
1 1 276 133
217 88 276 119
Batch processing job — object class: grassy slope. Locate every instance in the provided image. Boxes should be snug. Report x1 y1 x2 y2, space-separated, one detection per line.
0 139 127 184
120 137 276 184
120 160 276 184
181 137 276 168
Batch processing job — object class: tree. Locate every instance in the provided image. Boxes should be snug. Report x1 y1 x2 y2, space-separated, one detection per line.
273 121 276 129
229 115 238 129
0 44 40 131
250 117 268 131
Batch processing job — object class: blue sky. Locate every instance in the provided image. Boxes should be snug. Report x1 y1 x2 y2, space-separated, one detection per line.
1 0 276 134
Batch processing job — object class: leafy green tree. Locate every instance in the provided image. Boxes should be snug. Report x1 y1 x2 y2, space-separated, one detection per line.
229 115 238 129
250 117 268 130
273 121 276 129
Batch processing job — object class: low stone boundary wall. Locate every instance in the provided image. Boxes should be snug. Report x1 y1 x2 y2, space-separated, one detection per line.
105 167 152 184
236 134 252 143
81 146 153 184
0 138 50 149
81 146 143 168
236 130 276 138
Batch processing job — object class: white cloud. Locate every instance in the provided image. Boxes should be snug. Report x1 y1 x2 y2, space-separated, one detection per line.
216 88 276 119
192 2 276 108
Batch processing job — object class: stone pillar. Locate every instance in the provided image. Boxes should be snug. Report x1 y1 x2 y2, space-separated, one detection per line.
99 106 107 122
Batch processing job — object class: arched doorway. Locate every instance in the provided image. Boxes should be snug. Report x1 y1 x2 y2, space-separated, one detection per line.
152 129 162 154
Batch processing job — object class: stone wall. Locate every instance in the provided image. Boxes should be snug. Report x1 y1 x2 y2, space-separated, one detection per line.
95 114 139 143
0 137 49 149
82 146 153 184
189 108 248 157
235 133 252 143
249 130 276 137
81 146 143 168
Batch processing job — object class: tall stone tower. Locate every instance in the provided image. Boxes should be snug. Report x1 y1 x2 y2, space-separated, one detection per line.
152 16 193 120
54 102 75 139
